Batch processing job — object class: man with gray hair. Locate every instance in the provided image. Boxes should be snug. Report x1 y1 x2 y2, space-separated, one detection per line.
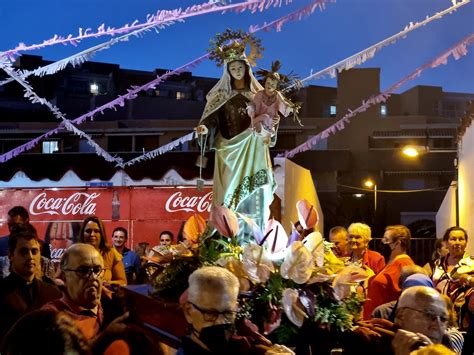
180 266 293 354
180 266 240 354
393 286 453 354
353 286 455 355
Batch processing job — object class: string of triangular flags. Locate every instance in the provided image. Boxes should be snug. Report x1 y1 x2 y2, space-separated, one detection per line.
0 0 470 165
0 0 333 164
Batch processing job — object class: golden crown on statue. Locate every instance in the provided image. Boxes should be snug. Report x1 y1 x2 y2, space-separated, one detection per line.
208 29 263 67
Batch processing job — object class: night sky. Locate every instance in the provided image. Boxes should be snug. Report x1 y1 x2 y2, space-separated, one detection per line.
1 0 473 93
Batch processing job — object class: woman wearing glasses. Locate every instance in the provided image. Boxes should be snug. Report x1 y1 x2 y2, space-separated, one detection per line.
78 216 127 286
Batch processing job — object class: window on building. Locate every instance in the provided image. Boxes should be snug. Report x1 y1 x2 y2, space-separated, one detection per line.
330 105 337 117
42 141 59 154
176 91 185 100
90 83 99 95
380 104 387 116
155 89 161 97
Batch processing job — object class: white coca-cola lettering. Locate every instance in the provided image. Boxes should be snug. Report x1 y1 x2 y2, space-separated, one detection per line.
165 191 212 213
50 248 66 261
29 192 100 216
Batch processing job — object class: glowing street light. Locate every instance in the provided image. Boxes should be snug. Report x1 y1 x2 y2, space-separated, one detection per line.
402 146 419 158
364 180 375 188
401 145 429 158
363 179 377 213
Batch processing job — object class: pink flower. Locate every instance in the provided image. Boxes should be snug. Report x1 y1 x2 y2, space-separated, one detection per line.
209 205 239 237
296 199 319 230
262 218 288 255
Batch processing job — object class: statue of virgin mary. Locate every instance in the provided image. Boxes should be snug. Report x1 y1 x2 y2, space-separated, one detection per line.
196 30 276 229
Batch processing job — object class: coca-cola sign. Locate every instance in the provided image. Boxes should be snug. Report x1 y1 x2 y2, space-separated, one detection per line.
165 191 212 213
29 192 100 216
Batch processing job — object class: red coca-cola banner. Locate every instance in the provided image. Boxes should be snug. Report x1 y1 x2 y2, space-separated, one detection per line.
0 187 212 261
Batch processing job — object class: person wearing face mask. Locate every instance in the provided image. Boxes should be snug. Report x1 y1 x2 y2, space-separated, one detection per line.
179 266 294 355
363 225 414 320
195 30 275 230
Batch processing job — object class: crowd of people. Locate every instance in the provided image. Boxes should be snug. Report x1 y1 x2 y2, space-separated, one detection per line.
1 204 474 355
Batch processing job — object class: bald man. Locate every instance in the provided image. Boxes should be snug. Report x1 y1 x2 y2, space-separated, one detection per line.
42 243 105 339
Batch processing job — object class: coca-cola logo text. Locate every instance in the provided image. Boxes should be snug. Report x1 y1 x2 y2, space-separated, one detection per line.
165 191 212 213
29 192 100 216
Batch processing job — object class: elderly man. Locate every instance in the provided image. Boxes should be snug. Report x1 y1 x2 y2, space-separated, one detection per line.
393 286 453 352
353 286 455 355
329 226 349 258
180 266 293 355
42 243 106 339
0 223 61 342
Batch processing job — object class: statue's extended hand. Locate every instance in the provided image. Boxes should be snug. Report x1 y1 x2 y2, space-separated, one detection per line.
195 125 208 135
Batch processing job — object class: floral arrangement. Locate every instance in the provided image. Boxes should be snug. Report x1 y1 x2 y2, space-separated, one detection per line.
152 200 367 346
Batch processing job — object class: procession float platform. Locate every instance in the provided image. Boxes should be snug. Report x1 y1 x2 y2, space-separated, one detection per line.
122 284 188 348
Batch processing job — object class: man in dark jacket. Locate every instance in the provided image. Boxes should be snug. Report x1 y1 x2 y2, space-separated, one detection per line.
0 223 61 343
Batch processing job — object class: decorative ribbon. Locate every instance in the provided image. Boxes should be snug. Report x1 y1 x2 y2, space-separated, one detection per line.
0 0 293 61
0 0 334 164
280 33 474 158
0 23 167 86
123 132 197 167
283 0 471 92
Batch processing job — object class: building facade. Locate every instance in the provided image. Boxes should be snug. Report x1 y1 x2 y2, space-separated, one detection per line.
1 55 473 241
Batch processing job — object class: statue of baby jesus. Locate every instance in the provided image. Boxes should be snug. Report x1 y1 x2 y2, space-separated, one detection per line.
246 61 299 138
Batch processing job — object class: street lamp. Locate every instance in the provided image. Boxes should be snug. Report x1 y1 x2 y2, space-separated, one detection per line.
401 144 459 226
401 145 429 158
364 179 377 213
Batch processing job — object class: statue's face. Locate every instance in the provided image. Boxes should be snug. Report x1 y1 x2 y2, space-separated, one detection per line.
228 61 246 81
264 77 278 96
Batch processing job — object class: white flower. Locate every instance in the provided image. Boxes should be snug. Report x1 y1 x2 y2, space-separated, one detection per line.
282 288 306 327
302 232 324 267
242 243 275 284
332 265 368 300
280 241 313 284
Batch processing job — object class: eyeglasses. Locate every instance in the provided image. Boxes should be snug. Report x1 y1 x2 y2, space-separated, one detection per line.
399 307 449 324
63 266 105 279
188 302 237 322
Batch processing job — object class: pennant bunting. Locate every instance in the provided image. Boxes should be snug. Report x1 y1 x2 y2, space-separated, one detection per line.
280 33 474 158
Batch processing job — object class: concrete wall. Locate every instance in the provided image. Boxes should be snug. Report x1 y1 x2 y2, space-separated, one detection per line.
458 120 474 255
436 185 456 239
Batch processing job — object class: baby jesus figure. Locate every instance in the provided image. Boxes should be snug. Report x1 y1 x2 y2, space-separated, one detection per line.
246 61 299 140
